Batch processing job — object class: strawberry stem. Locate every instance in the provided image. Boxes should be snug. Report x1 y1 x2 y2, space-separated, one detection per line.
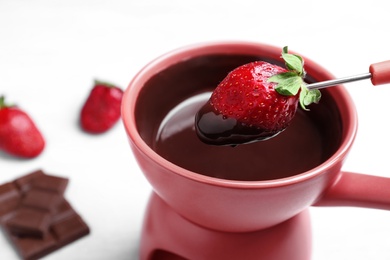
94 79 118 88
0 96 15 109
0 96 6 109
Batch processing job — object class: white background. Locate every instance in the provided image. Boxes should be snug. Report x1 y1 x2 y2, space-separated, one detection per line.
1 0 390 259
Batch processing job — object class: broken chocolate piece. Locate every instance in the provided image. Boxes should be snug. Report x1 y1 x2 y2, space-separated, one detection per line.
0 169 90 260
4 204 89 260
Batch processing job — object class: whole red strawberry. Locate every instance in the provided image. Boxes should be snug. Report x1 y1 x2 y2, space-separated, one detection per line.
80 80 123 134
0 96 45 158
195 47 321 146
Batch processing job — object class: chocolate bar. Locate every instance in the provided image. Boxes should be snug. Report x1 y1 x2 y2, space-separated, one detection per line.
5 206 89 260
0 170 90 260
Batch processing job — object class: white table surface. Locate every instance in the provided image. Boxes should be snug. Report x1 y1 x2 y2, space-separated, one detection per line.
1 0 390 259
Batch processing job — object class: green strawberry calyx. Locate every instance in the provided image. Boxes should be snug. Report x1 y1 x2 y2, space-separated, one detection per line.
0 96 14 109
268 46 321 110
94 79 118 88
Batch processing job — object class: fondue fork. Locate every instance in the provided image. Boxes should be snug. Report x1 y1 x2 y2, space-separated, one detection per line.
306 60 390 90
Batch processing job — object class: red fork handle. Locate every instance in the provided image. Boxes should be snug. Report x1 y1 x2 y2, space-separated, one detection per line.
370 60 390 86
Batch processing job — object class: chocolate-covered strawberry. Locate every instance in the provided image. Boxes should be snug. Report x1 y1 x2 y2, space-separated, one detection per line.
80 80 123 134
195 47 321 146
0 96 45 158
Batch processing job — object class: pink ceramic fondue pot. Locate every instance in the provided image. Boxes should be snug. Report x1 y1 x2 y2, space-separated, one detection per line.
122 42 390 259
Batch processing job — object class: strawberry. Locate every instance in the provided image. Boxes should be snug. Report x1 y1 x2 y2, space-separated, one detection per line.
195 47 321 146
80 80 123 134
0 96 45 158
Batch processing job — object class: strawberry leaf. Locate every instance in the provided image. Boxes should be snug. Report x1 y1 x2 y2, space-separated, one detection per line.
281 46 304 76
268 72 302 96
299 86 321 111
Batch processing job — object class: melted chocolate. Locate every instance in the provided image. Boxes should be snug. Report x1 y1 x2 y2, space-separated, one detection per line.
153 92 333 181
195 102 281 146
135 54 342 181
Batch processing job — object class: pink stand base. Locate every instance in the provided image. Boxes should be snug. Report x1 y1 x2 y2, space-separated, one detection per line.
140 192 312 260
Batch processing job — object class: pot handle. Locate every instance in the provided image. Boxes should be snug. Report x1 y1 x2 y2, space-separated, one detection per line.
314 171 390 210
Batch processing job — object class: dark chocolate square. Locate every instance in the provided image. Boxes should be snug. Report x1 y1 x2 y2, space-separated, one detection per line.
6 207 51 238
7 228 57 260
22 189 63 213
51 200 75 223
51 214 90 247
31 174 69 195
0 182 22 218
13 170 45 193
